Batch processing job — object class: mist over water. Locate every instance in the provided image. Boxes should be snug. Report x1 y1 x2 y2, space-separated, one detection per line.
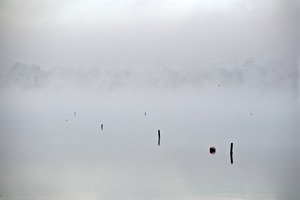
0 0 299 199
0 81 299 200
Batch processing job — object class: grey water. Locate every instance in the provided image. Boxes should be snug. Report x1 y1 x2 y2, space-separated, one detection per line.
0 89 299 200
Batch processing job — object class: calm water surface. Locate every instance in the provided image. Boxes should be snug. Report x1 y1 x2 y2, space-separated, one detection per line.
0 90 299 200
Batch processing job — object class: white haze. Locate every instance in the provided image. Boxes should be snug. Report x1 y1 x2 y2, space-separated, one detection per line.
0 0 298 93
0 0 298 67
0 0 299 200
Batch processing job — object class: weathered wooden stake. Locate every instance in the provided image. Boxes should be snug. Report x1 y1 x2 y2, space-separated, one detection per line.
230 143 233 164
158 130 160 146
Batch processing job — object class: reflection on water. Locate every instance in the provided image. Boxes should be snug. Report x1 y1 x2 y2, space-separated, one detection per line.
0 91 299 200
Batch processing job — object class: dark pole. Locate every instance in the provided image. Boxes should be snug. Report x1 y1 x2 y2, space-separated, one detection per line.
158 130 160 146
230 143 233 164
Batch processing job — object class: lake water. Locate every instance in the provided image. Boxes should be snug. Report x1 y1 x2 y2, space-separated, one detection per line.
0 89 299 200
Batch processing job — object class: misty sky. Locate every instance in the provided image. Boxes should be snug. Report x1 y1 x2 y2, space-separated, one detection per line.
0 0 298 69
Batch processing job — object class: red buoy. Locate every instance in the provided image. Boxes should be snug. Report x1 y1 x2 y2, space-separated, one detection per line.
210 146 216 154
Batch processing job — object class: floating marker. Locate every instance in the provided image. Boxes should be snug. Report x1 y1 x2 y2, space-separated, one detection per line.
210 146 216 154
101 124 103 131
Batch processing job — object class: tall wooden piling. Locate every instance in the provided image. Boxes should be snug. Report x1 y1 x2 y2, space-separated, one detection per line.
230 143 233 164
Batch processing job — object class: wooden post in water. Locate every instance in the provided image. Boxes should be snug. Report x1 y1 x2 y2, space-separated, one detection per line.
230 143 233 164
158 130 161 146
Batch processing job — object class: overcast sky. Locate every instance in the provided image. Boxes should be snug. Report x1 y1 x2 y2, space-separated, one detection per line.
0 0 298 69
